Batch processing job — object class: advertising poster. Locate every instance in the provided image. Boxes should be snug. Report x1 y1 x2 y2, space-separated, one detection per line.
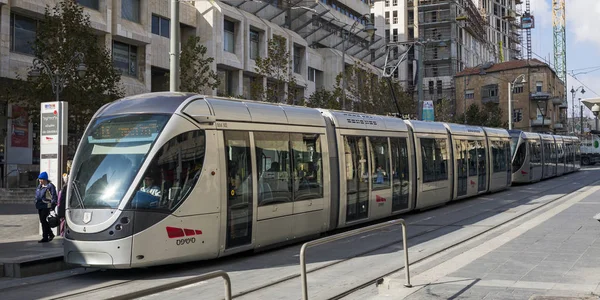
11 105 28 148
40 102 61 184
423 100 435 122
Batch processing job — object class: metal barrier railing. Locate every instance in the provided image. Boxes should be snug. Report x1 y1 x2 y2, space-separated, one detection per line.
299 219 411 300
111 270 232 300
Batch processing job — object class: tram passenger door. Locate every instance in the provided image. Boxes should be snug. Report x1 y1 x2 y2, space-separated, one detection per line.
467 140 478 195
455 139 468 198
224 131 253 249
477 140 487 192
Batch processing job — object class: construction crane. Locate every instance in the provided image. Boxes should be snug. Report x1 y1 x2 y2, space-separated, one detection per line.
553 0 567 125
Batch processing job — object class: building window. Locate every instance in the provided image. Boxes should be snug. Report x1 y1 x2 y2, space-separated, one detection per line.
514 83 524 94
113 41 138 77
218 69 233 96
436 80 442 94
481 84 499 102
385 12 390 24
122 0 140 23
465 89 474 99
151 15 170 38
293 45 302 74
393 28 398 42
428 81 434 95
308 67 316 82
393 0 398 6
393 11 398 24
385 0 389 6
77 0 99 10
10 13 38 55
249 30 259 60
224 20 235 53
536 81 543 93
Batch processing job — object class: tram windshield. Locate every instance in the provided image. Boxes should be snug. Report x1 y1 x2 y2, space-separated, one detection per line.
512 142 527 173
69 114 170 209
510 136 520 156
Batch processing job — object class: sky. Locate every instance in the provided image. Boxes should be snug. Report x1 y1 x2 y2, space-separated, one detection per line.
528 0 600 119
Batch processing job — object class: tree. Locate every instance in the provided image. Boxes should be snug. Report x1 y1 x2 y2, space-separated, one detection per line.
434 98 455 122
306 89 341 110
6 0 123 157
251 36 299 104
179 36 219 94
454 102 507 128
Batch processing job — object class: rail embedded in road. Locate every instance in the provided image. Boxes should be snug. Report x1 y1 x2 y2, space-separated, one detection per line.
299 219 412 300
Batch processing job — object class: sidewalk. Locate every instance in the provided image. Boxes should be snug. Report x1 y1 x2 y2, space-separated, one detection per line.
0 204 64 278
374 179 600 299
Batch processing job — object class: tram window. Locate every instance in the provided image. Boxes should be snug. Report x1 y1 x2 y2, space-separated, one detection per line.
369 137 391 190
129 130 206 211
421 138 447 182
291 133 323 201
255 132 292 206
391 137 409 211
224 130 253 248
344 136 369 221
492 141 508 173
468 141 477 176
512 142 526 169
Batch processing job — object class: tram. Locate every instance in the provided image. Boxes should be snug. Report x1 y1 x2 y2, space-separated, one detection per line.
509 130 580 184
63 93 562 268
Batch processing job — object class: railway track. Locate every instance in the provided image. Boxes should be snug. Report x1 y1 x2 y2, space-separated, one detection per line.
2 168 597 300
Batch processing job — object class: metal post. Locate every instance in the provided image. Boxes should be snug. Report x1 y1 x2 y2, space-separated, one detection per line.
464 75 467 124
417 43 424 120
170 0 180 92
581 105 584 135
571 89 575 134
508 82 513 130
342 37 347 111
300 219 411 300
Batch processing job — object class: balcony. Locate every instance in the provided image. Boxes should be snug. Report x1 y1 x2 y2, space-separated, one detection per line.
530 91 553 101
554 123 565 130
531 118 552 127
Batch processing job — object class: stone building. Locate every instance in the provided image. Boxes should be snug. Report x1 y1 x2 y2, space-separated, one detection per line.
454 59 567 133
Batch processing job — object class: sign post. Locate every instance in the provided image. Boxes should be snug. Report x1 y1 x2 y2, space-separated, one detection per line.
39 102 68 235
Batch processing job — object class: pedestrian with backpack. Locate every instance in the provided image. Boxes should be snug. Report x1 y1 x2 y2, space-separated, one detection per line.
35 171 58 243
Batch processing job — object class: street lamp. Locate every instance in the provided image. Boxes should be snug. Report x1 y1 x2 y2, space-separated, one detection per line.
570 86 585 134
341 14 376 111
508 74 526 130
28 52 87 102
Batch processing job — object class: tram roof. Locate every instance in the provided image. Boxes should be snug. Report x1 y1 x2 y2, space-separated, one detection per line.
182 96 326 127
482 127 510 138
404 120 448 134
96 92 197 117
443 123 485 136
539 133 555 141
318 110 409 132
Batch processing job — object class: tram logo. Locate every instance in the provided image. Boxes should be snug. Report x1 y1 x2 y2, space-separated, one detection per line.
470 180 475 187
166 226 203 239
376 195 386 203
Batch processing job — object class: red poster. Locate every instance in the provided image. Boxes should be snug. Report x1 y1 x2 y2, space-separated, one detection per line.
11 105 28 148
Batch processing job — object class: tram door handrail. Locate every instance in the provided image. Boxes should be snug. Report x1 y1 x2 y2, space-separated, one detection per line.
299 219 411 300
110 270 232 300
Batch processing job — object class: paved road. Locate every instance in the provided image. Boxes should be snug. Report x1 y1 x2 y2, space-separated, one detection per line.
1 168 599 299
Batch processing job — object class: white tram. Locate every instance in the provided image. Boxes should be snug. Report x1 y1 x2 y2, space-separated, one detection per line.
63 93 558 268
509 130 580 184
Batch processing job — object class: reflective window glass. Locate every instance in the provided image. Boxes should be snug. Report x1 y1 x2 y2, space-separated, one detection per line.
391 137 409 211
255 132 291 205
370 137 390 190
344 136 369 222
291 133 323 201
129 130 206 211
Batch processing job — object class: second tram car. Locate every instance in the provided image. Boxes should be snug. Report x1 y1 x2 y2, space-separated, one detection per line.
510 130 580 183
64 93 578 269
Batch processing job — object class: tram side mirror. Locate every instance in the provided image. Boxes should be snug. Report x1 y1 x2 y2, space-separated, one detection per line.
594 213 600 223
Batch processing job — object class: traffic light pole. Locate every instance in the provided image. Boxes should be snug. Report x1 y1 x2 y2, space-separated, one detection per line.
508 82 513 130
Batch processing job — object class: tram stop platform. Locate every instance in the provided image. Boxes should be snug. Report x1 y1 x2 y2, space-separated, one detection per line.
363 180 600 300
0 204 66 279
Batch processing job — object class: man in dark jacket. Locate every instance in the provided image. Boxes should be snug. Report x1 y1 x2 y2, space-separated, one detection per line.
35 172 57 243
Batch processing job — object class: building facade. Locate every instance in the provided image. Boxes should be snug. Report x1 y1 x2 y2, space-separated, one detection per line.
371 0 521 114
0 0 385 187
454 59 567 133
